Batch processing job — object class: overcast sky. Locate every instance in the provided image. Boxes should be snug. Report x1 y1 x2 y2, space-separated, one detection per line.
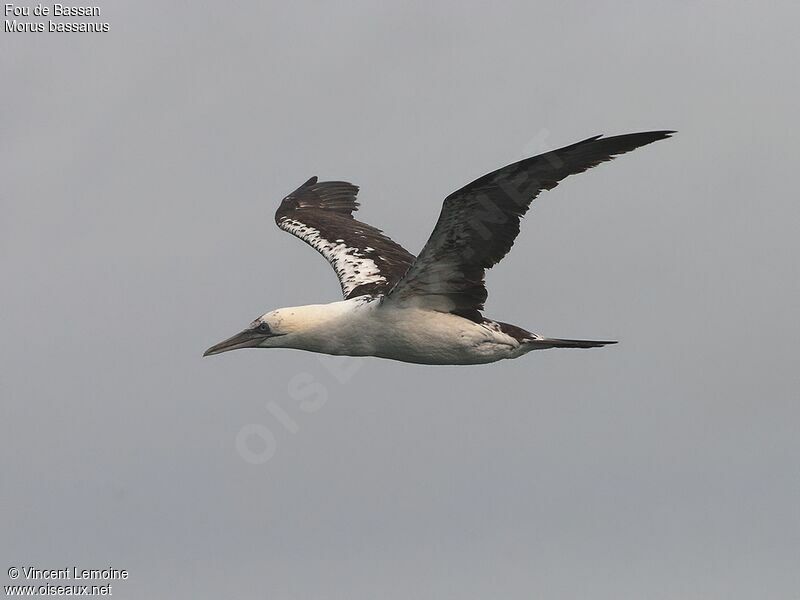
2 2 799 599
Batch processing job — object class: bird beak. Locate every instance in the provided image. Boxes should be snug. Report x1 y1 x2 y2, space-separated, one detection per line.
203 329 269 357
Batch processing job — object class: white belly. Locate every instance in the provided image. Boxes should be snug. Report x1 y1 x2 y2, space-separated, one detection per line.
298 300 520 365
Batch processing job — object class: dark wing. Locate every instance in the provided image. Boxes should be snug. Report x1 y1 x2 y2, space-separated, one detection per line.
275 177 416 299
386 131 674 320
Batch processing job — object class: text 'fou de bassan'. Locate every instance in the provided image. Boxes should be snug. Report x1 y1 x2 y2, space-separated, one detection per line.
4 4 109 32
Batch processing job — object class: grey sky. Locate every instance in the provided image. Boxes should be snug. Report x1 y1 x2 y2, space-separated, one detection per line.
2 1 799 598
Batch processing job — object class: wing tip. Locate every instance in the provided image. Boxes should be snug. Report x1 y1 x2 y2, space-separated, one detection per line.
612 129 676 143
639 129 676 140
590 129 675 142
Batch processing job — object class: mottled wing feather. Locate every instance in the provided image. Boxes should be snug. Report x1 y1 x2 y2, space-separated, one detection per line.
275 177 416 298
387 131 674 320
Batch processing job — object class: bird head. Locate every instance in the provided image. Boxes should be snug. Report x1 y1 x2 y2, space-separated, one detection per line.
203 305 330 357
203 311 289 356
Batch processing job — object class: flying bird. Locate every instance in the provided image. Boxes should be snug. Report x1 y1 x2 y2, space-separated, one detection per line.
204 131 673 365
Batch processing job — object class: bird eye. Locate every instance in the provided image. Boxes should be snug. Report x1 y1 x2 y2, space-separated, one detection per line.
257 323 271 333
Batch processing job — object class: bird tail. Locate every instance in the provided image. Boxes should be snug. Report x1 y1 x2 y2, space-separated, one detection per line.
525 337 618 350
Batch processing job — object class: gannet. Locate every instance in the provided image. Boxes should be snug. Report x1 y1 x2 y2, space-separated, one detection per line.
204 131 673 365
